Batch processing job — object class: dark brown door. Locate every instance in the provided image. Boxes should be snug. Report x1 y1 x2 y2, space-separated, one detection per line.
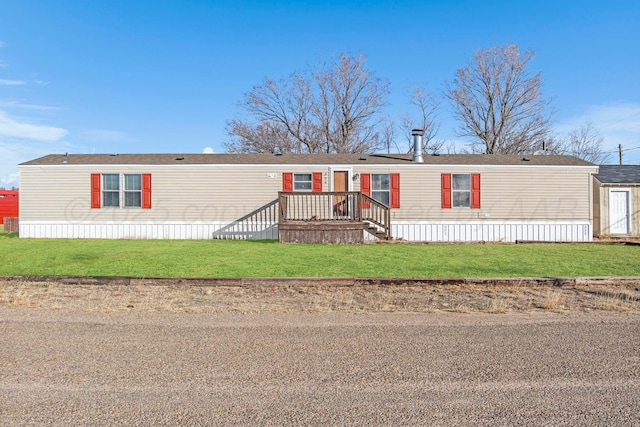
333 171 348 216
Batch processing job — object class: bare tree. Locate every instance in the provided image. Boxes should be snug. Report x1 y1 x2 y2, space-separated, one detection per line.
225 119 299 153
226 53 389 154
545 120 609 163
448 44 552 154
226 73 315 153
399 85 443 154
380 119 397 154
565 120 609 163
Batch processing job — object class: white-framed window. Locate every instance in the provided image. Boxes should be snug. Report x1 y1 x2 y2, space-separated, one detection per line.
293 173 313 191
101 174 143 208
371 173 390 206
124 174 142 207
452 174 470 208
102 174 121 208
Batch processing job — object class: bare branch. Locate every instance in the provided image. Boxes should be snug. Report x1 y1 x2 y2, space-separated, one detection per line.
548 120 609 164
226 53 389 154
399 84 443 154
448 44 552 154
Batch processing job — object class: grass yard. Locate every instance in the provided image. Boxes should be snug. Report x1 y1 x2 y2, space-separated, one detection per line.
0 230 639 277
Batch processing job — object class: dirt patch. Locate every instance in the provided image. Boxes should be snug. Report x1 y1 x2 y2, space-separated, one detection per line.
1 279 639 314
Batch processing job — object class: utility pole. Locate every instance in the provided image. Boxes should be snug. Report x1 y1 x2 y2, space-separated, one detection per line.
619 144 623 165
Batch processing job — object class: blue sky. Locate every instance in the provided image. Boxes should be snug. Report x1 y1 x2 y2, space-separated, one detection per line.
1 0 639 187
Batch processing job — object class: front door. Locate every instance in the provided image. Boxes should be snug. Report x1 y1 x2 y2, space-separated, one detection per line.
609 190 630 234
333 171 349 217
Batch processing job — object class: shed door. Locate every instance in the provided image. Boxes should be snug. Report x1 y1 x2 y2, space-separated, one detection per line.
609 190 630 234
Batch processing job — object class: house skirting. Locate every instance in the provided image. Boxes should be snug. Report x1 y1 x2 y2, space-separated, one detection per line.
18 221 279 240
391 221 592 242
19 220 592 242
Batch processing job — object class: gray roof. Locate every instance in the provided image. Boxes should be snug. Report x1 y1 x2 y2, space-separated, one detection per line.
594 165 640 184
21 153 596 167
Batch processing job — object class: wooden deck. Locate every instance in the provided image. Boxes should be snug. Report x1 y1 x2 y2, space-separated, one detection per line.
278 221 366 244
278 191 391 243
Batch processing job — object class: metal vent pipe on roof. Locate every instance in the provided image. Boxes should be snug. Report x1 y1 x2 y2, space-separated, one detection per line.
412 129 424 163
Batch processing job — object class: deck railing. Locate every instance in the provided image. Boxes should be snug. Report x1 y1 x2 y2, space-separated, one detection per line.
360 194 392 240
278 191 391 240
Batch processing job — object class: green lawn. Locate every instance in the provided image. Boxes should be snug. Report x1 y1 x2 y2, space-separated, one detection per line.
0 231 638 277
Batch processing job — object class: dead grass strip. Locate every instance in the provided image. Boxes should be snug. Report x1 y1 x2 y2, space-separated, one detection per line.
1 280 640 314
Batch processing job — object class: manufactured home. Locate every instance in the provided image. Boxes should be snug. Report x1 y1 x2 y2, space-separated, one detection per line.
593 165 640 237
19 150 597 242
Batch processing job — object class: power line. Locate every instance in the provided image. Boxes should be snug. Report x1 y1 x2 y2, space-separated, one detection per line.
599 144 640 154
599 111 640 129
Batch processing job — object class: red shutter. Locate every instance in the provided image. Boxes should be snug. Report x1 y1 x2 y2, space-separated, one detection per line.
441 173 452 209
390 173 400 208
312 172 322 192
91 173 101 208
283 172 293 192
471 173 481 209
142 174 152 209
360 173 371 208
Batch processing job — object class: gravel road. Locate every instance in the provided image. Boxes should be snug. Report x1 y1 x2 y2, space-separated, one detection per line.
1 308 639 426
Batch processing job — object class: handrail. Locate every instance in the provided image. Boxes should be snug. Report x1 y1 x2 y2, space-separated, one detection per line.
278 191 391 240
360 194 391 240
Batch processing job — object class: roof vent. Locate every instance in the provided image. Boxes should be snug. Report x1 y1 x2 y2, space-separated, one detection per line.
176 156 185 161
110 153 118 156
522 157 530 162
358 156 367 161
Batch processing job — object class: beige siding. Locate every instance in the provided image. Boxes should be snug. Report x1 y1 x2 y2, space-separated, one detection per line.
20 165 328 222
593 180 602 236
20 164 594 224
352 165 593 222
632 188 640 236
